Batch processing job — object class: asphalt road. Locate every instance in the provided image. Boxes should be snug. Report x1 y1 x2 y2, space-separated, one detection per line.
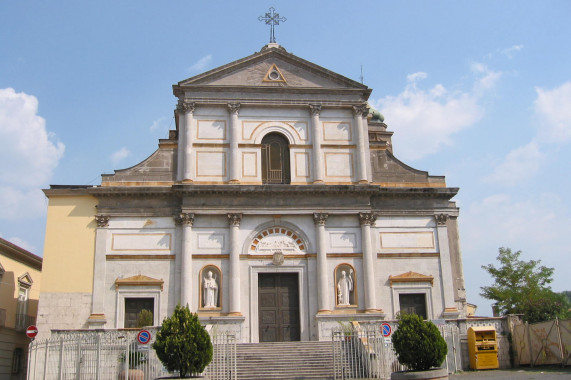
450 368 571 379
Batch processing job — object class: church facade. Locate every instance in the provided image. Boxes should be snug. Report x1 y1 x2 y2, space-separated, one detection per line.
37 44 466 342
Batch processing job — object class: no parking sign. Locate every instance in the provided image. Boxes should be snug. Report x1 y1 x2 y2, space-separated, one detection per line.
137 330 151 344
381 323 392 337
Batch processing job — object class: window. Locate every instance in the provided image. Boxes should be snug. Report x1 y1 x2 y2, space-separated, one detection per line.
124 298 154 328
15 285 29 330
399 293 427 319
11 348 22 374
261 133 290 184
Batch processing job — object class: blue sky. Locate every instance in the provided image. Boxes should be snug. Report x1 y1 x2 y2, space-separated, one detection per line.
1 1 570 316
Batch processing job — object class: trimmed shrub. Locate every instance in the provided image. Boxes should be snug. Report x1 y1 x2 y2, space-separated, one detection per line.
391 313 447 371
137 309 153 327
152 305 213 378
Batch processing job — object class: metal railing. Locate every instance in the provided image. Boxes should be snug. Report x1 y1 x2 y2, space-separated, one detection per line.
333 326 404 379
27 329 236 380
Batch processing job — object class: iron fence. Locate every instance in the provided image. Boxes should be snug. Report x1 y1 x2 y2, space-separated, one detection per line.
27 329 236 380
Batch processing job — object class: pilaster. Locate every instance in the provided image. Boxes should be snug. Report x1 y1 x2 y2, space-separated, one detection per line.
228 213 242 315
176 101 195 182
228 103 241 184
435 214 460 318
353 105 370 184
310 105 324 183
177 212 194 308
359 212 378 312
87 214 109 328
313 213 330 313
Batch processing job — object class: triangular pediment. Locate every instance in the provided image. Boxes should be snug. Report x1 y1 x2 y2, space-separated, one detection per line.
115 274 164 290
176 45 369 91
389 271 434 286
18 272 33 288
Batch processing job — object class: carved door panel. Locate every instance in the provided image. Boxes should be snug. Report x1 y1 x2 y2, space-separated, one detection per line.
259 273 300 342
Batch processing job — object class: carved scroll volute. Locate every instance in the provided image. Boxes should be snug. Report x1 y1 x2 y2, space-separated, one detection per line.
176 213 195 226
435 214 448 226
176 101 195 114
358 212 377 226
228 213 242 227
313 213 329 226
95 214 109 228
228 103 241 115
352 104 369 117
309 104 322 116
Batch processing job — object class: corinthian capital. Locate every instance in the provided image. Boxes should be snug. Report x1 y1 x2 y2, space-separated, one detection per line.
313 213 328 226
95 214 109 228
176 213 195 226
228 213 242 226
352 104 369 117
176 101 195 114
358 212 377 226
309 104 322 116
435 213 448 226
228 103 241 115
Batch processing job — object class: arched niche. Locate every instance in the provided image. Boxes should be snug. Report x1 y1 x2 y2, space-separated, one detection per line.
335 263 357 307
199 265 222 310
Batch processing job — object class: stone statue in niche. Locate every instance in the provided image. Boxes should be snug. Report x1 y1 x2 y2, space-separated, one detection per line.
337 269 353 306
203 271 219 308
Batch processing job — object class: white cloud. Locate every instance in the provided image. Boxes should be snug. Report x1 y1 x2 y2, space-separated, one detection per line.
534 81 571 143
149 116 169 133
501 44 524 59
188 54 212 72
0 187 46 220
110 147 131 165
0 88 65 187
371 66 500 161
484 142 543 186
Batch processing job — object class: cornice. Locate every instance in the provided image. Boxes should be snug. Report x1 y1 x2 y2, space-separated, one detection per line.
0 238 42 270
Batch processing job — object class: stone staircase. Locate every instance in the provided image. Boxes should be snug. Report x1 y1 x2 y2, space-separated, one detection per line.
235 341 334 380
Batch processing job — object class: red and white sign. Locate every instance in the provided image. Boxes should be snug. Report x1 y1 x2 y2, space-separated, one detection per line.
381 323 392 337
137 330 151 344
26 325 38 339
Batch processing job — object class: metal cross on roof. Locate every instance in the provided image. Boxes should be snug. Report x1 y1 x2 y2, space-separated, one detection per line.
258 7 286 44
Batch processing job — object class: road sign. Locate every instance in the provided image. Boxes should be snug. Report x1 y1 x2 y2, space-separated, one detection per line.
381 323 392 337
26 325 38 339
137 330 151 344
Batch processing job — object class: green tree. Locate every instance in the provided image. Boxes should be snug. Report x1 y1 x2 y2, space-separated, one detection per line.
136 309 153 327
391 313 447 371
152 305 213 378
480 247 570 323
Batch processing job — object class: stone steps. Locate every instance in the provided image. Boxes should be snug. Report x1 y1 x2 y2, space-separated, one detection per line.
235 341 334 380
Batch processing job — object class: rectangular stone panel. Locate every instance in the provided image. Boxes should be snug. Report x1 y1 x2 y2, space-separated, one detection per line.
197 232 225 250
295 152 310 178
380 231 435 249
196 120 226 140
196 151 227 177
111 233 172 252
329 232 357 249
323 122 352 142
324 153 353 178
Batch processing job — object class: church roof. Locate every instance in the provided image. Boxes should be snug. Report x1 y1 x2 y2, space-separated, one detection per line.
173 44 372 104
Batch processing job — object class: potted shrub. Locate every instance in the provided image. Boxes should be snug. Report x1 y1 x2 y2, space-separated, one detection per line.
391 313 448 380
153 304 213 378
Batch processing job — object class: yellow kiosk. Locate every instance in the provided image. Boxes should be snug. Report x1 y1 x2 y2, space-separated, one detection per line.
467 326 499 369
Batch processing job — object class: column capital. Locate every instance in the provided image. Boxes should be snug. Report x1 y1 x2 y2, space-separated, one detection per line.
359 212 377 226
228 213 242 226
176 101 195 114
435 213 448 226
352 104 369 117
309 104 322 116
313 213 329 226
228 103 241 115
95 214 109 228
176 213 195 226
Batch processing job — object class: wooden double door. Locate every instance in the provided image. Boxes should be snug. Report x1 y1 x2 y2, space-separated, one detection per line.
258 273 300 342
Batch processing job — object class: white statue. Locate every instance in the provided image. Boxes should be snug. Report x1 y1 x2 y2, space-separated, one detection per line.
337 269 353 306
203 271 218 308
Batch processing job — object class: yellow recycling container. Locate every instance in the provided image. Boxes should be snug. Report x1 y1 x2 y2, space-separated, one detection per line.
467 326 499 369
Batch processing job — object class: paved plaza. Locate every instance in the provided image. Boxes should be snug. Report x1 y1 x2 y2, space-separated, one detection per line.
450 367 571 379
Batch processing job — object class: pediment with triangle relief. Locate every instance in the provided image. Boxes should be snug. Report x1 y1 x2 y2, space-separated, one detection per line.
389 271 434 286
176 45 370 91
115 274 164 290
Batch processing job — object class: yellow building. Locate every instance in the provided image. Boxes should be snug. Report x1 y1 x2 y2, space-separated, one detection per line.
0 238 42 380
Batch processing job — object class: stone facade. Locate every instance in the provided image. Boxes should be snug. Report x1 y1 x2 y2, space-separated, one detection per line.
38 44 466 342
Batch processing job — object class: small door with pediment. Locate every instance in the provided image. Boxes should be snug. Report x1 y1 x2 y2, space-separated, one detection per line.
258 273 300 342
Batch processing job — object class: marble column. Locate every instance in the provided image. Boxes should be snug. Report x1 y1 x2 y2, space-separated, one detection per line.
228 213 242 315
313 213 330 312
178 213 194 308
353 105 369 184
359 212 377 312
310 105 324 183
176 101 195 182
228 103 241 184
435 214 459 315
88 214 109 328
